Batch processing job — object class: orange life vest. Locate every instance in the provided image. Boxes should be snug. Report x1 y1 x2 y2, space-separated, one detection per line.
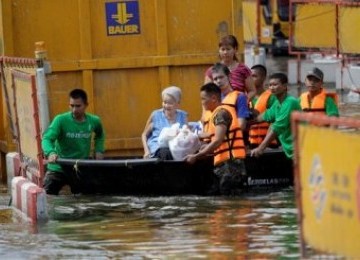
200 109 212 143
300 89 338 113
202 91 242 141
249 90 278 146
201 109 212 134
221 90 241 108
208 104 246 166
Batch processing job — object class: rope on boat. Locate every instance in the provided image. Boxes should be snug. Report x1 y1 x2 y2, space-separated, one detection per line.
73 159 82 182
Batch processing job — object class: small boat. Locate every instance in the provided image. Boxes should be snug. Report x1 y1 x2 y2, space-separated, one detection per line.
56 148 293 195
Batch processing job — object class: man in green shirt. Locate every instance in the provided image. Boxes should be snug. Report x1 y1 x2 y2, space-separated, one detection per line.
250 73 301 159
42 89 105 195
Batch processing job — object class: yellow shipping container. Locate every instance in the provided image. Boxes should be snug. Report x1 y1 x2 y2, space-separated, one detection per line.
0 0 244 157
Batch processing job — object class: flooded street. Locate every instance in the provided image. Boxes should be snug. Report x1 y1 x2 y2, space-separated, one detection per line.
1 190 298 259
0 55 359 259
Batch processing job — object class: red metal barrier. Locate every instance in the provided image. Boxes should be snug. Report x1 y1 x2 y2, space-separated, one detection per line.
10 69 44 186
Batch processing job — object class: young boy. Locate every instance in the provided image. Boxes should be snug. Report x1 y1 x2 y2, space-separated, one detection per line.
248 64 278 148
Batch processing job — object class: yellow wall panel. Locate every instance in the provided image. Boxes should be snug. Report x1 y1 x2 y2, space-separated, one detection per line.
242 0 257 43
339 7 360 54
46 72 83 116
9 0 81 59
294 4 336 49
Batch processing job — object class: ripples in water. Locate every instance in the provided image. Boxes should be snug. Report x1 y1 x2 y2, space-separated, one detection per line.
0 189 300 258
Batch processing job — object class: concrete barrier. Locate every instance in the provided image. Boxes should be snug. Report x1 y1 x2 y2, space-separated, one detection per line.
8 153 48 223
288 58 341 85
11 176 48 223
336 64 360 90
287 57 360 93
6 152 20 194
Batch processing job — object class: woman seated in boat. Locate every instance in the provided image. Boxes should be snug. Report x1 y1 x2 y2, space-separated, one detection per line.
141 86 188 160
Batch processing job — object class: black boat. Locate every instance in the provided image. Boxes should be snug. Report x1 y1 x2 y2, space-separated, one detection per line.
56 148 293 195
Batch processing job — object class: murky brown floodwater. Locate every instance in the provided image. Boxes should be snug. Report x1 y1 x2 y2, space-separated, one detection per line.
0 56 359 259
1 190 299 259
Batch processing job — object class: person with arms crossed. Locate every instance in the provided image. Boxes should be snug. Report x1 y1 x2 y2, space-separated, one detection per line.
42 88 105 195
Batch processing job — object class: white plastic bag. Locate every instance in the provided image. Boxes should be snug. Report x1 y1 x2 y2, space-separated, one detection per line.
158 123 180 148
169 125 201 161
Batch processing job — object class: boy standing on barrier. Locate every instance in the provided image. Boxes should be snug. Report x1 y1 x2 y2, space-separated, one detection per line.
250 73 301 159
185 83 247 195
41 88 105 195
299 67 339 117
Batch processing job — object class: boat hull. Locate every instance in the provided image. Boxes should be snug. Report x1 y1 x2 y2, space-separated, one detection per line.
56 149 293 195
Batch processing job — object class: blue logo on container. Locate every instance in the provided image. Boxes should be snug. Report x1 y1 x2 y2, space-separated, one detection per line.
105 1 140 36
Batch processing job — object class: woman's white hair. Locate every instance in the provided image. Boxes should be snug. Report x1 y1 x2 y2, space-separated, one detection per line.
162 86 182 103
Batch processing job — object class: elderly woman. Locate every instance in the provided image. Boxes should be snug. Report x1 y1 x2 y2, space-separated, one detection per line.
141 86 188 160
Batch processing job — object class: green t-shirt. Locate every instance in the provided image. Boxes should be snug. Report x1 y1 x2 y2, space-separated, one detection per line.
42 112 105 172
263 94 302 159
324 96 339 117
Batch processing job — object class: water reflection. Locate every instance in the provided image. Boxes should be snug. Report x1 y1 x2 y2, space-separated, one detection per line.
20 191 298 259
0 191 300 258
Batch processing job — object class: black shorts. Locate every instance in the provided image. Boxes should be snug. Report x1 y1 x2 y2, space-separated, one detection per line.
43 170 81 195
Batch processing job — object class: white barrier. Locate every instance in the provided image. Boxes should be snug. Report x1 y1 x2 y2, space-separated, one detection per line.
11 176 48 223
6 152 20 194
7 152 48 223
287 58 341 85
287 57 360 92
